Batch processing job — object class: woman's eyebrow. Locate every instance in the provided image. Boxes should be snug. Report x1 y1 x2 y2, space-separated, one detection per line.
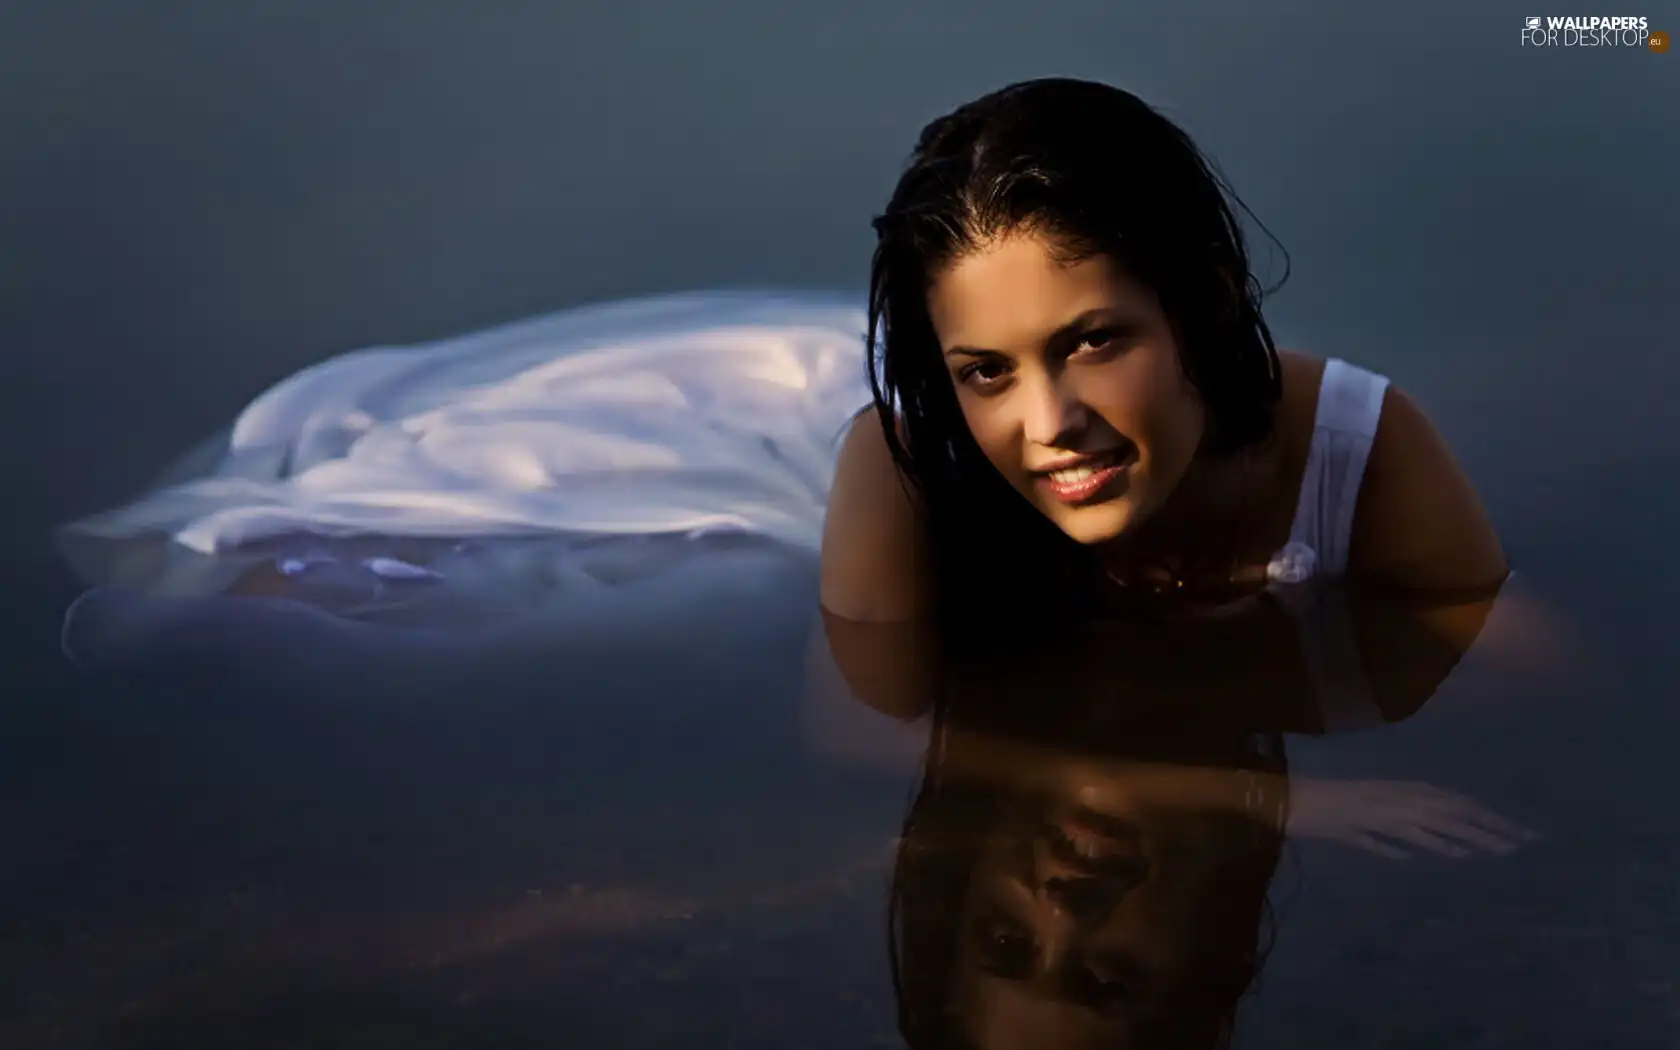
942 308 1136 358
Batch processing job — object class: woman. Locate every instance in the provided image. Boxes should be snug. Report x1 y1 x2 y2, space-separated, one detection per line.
821 77 1508 630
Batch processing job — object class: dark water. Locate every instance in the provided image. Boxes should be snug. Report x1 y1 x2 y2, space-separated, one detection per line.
3 4 1678 1047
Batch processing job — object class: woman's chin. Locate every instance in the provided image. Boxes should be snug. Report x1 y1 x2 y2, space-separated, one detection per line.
1046 499 1141 546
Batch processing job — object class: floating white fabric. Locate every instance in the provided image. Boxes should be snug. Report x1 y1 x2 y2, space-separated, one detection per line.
64 290 872 555
54 291 875 642
60 288 870 570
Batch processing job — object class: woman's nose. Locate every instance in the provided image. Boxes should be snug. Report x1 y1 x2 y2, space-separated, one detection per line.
1019 375 1086 448
1044 876 1126 922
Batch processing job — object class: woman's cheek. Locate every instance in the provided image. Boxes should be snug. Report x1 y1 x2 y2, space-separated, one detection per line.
957 403 1019 477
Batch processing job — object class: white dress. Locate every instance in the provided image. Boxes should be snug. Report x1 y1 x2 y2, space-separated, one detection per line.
57 290 876 662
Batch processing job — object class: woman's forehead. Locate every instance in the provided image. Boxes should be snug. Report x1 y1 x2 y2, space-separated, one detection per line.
927 237 1153 352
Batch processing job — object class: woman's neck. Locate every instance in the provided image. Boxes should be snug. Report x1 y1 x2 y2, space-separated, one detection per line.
1096 434 1283 584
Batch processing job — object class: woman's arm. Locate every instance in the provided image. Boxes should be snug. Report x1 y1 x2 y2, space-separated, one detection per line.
819 405 932 622
815 406 941 723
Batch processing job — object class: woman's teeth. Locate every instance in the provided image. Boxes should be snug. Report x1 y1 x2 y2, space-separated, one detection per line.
1049 465 1105 484
1037 450 1131 504
1066 827 1111 860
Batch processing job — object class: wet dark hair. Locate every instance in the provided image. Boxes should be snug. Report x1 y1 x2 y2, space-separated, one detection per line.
864 78 1287 626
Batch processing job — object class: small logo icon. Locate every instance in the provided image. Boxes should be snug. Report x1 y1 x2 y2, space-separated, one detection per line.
1651 29 1670 52
1525 16 1542 30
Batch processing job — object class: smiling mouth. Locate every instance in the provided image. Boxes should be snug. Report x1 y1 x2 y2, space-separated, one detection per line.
1034 446 1135 505
1039 806 1148 881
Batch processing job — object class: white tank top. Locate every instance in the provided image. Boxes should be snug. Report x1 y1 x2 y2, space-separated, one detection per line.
1265 357 1391 584
1266 358 1392 733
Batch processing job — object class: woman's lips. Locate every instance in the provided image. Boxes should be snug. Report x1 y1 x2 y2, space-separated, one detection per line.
1038 806 1149 882
1034 449 1134 505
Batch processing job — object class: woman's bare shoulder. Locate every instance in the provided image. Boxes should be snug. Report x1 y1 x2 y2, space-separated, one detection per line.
818 405 932 622
1350 377 1508 591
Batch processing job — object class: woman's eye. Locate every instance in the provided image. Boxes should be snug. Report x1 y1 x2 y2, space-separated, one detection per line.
1075 328 1118 354
959 361 1009 387
975 926 1036 976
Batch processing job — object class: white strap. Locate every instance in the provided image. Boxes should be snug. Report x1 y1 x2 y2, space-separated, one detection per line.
1285 359 1390 574
1272 358 1391 733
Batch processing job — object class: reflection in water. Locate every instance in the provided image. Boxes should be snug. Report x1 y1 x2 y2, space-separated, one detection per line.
835 578 1536 1049
890 693 1286 1049
17 556 1573 1045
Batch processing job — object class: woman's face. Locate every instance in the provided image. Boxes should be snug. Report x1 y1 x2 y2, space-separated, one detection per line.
925 231 1205 545
950 760 1267 1050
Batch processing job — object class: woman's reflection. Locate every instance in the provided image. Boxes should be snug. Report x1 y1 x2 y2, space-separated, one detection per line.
889 689 1286 1049
856 581 1537 1049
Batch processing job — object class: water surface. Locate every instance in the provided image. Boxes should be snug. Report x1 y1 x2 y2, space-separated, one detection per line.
2 3 1676 1046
